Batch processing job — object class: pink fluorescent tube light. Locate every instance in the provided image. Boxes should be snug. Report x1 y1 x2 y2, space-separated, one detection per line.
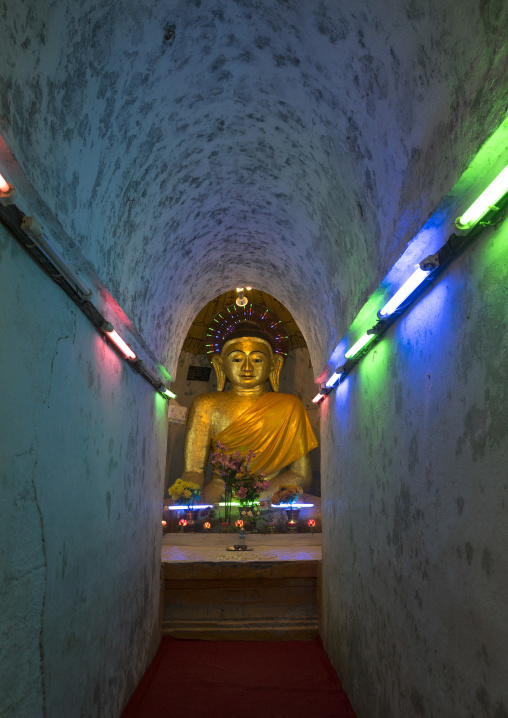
106 328 137 360
0 172 9 193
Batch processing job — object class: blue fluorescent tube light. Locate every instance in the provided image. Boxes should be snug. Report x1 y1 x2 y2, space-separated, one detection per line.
378 266 431 318
270 503 314 508
167 505 213 510
325 370 343 389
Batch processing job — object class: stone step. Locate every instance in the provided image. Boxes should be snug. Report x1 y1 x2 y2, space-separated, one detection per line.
162 558 321 641
162 617 319 641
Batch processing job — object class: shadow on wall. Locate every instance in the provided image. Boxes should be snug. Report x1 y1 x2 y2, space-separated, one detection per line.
164 348 321 498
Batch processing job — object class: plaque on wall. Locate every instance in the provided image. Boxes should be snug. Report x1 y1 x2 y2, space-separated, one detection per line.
187 365 212 382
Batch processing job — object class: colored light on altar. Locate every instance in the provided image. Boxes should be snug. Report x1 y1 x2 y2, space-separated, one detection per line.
307 519 316 527
167 505 213 510
271 503 314 508
178 518 188 526
203 521 211 530
218 501 261 506
235 519 244 528
161 520 167 527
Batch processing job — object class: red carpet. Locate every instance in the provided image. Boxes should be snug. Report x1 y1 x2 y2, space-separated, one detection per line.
121 637 357 718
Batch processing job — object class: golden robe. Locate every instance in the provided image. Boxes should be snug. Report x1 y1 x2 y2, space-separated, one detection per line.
213 393 318 476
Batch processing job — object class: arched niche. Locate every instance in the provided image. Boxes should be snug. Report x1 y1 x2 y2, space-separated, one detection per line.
163 289 321 500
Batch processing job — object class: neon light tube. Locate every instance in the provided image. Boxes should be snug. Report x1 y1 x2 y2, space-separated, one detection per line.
20 218 92 298
106 329 137 360
160 388 176 399
167 505 213 510
0 173 9 193
325 371 343 389
271 503 314 508
344 332 375 359
312 392 325 404
218 501 261 507
378 266 431 318
456 164 508 230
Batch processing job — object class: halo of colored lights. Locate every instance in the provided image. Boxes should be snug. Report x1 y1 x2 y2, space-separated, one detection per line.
205 303 290 360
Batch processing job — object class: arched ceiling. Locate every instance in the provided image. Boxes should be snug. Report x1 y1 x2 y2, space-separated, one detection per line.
1 0 507 376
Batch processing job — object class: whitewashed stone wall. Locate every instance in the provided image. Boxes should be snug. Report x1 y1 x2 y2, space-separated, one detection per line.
0 226 168 718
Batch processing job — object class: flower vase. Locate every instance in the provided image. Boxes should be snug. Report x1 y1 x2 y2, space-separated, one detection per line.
223 486 234 525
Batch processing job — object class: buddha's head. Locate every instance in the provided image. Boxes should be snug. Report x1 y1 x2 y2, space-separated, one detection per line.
211 321 285 392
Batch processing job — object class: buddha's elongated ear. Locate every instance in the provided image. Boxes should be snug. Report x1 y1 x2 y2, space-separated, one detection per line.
211 354 226 391
268 353 285 393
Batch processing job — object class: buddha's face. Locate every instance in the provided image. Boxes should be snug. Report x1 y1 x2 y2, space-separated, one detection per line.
221 337 273 390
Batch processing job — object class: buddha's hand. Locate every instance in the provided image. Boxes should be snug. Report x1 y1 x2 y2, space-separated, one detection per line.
264 469 311 496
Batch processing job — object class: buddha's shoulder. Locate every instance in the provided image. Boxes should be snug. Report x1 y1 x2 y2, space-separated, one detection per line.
271 392 304 407
189 391 234 411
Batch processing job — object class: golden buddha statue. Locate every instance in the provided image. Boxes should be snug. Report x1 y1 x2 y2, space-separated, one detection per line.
181 317 319 505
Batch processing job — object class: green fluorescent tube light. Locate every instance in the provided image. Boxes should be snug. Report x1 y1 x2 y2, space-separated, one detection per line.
161 388 176 399
456 164 508 230
345 332 375 359
218 501 261 506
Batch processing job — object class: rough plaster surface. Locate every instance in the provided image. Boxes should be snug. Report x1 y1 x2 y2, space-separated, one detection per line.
0 2 507 718
0 226 168 718
0 0 507 375
321 217 508 717
165 347 321 495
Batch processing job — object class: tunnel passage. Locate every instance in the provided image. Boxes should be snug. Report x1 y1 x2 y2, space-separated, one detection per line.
2 0 506 380
1 2 508 717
